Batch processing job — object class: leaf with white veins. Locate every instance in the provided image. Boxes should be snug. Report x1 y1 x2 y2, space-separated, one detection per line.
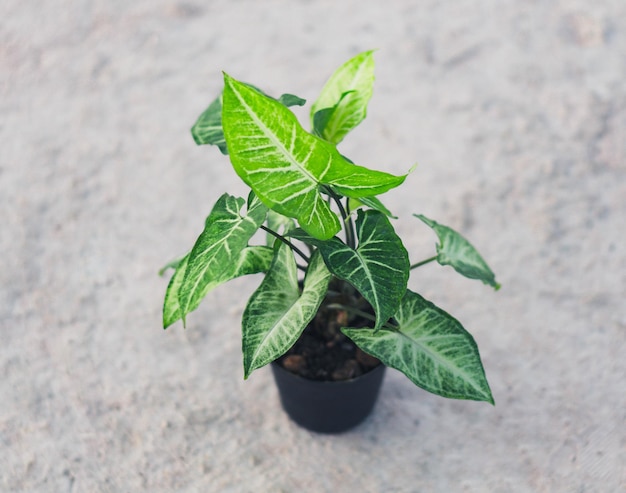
164 246 274 329
242 247 331 378
221 73 406 240
416 214 500 290
343 290 494 403
291 209 409 331
178 193 267 323
311 50 375 144
191 90 306 154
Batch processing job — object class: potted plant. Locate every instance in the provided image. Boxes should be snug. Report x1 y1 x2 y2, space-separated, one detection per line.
161 50 500 433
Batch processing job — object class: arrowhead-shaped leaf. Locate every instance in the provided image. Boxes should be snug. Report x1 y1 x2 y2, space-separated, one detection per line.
291 209 409 331
242 247 331 378
416 214 500 290
178 193 268 323
163 245 274 328
221 73 406 240
343 290 494 403
311 50 375 144
191 89 306 155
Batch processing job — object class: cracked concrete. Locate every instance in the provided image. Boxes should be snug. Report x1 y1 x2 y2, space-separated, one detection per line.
1 1 625 491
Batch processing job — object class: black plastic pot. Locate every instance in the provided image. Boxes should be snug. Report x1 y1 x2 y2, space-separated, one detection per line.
270 362 386 434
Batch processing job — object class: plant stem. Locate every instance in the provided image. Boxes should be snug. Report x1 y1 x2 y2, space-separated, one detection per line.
344 198 356 248
260 225 310 264
326 187 356 249
410 255 438 270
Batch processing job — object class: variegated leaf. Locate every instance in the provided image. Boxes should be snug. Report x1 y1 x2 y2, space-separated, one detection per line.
343 290 494 403
221 73 406 240
163 246 273 328
310 50 375 144
242 247 331 378
178 194 268 323
416 214 500 290
291 209 409 331
191 90 306 154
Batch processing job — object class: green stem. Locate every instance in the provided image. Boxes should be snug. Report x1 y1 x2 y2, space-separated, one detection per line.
260 225 310 264
410 255 438 270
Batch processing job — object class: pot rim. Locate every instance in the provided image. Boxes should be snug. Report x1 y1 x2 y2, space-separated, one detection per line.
270 359 385 386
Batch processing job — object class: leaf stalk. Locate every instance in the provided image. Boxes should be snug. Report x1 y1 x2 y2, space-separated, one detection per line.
261 225 311 264
410 255 438 270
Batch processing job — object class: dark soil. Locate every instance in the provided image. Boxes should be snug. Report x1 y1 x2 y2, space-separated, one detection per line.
276 278 381 381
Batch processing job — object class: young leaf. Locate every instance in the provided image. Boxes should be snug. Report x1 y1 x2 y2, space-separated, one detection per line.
163 246 273 328
311 90 354 139
343 290 494 403
222 73 406 240
415 214 500 290
178 194 268 323
311 50 375 144
291 209 409 331
242 247 331 378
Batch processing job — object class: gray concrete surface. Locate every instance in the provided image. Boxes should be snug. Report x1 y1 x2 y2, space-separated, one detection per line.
2 1 625 491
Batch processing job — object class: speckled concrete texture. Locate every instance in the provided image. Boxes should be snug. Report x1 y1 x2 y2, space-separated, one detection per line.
1 1 625 491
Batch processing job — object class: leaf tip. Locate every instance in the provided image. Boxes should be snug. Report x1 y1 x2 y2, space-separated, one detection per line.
413 213 432 226
222 71 234 86
190 125 205 146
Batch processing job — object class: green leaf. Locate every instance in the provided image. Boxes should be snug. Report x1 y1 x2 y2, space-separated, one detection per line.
343 290 494 403
415 214 500 290
191 93 228 154
163 253 190 328
310 50 375 144
291 209 409 331
312 90 354 139
222 73 406 240
348 196 396 218
191 90 306 155
278 93 306 107
163 246 273 328
242 247 331 378
178 194 268 324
